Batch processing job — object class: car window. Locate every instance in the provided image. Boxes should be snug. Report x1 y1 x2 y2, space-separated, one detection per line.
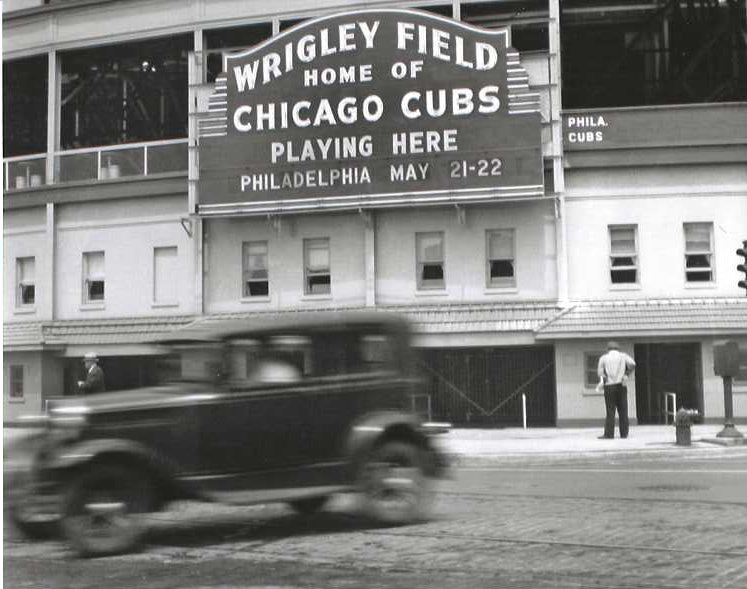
360 334 397 372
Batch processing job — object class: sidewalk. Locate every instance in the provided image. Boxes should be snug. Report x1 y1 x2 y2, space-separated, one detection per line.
438 424 747 458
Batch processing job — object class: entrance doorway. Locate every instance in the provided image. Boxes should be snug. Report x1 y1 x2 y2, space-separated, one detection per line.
634 343 703 424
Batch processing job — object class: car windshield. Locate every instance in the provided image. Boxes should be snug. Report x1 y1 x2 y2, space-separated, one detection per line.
155 342 226 384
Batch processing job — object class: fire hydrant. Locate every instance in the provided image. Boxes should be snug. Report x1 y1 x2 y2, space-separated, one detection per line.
674 408 699 446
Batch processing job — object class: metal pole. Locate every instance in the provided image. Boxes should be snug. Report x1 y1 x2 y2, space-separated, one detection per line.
717 376 744 439
522 393 527 430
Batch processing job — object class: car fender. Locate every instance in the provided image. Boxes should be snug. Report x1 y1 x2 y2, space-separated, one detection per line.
345 411 435 475
45 437 176 482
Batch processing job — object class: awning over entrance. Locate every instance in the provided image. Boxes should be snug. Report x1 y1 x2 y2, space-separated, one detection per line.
535 298 747 339
3 315 196 354
176 302 561 338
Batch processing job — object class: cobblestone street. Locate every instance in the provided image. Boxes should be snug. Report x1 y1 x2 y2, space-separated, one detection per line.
6 448 747 589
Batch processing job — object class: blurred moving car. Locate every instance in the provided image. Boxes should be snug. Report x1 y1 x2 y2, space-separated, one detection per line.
7 312 449 557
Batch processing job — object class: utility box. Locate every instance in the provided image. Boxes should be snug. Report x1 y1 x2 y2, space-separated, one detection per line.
714 341 740 377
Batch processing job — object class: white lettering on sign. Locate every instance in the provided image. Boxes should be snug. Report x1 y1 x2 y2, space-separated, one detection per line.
567 115 608 144
391 129 458 155
233 21 381 92
240 167 371 191
270 135 373 163
396 22 498 70
390 162 430 182
400 86 500 120
233 96 384 132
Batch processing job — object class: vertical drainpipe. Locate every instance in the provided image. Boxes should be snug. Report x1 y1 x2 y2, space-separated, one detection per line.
549 0 568 307
190 31 205 316
363 211 376 307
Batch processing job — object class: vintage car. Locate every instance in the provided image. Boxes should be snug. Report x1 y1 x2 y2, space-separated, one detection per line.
7 311 449 557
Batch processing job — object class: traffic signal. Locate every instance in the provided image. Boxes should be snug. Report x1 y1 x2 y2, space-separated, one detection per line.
738 240 747 294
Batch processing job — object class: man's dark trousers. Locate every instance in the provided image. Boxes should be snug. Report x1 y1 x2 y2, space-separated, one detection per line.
603 383 629 438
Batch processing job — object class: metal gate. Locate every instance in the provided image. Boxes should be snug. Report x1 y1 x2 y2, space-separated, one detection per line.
419 346 556 427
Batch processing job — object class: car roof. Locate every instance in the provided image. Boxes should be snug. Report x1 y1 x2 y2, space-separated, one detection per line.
156 310 410 344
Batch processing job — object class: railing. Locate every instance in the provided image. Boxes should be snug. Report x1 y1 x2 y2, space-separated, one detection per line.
4 139 188 191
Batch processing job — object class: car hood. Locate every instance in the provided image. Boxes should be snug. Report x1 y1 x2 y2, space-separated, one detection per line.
47 383 219 416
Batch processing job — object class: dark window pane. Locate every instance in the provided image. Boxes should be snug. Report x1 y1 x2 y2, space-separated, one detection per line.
686 255 710 268
60 35 191 149
20 284 35 305
611 257 635 267
490 260 514 278
611 269 637 284
88 280 105 300
686 271 712 282
308 275 331 294
247 281 269 297
422 264 444 281
3 56 48 157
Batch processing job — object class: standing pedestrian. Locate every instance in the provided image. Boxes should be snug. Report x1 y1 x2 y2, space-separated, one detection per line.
78 352 106 394
597 341 635 439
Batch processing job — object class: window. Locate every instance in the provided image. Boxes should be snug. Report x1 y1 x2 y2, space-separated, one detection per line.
82 251 105 303
242 241 269 297
684 223 714 282
153 246 178 304
486 229 515 288
304 238 331 295
16 257 36 306
584 353 602 389
10 365 24 400
609 225 638 284
416 232 445 290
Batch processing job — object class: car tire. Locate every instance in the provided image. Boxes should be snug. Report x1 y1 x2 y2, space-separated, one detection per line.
7 503 59 540
359 440 431 525
6 470 59 540
60 463 152 557
289 495 330 515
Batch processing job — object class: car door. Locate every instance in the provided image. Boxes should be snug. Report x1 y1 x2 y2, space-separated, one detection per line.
193 337 311 492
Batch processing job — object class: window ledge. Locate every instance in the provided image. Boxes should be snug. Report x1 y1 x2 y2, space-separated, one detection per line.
9 399 26 404
609 284 641 291
684 282 717 289
301 294 333 301
80 302 106 311
13 306 37 315
415 289 449 297
484 287 518 295
151 301 179 308
240 296 271 304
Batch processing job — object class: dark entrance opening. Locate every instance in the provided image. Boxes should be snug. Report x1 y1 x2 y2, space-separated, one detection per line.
63 356 167 396
634 343 703 424
419 346 556 427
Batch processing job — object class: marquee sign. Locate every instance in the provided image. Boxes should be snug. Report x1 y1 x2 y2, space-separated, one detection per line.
197 9 543 215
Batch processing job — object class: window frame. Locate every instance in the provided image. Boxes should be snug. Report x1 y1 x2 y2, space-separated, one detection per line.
82 251 106 304
584 352 603 391
485 228 516 289
608 224 639 286
416 231 446 291
242 240 270 299
9 365 25 401
16 256 36 308
303 237 331 296
683 222 715 283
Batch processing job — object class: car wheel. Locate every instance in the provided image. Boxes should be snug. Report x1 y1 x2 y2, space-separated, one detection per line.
6 470 59 540
60 464 152 557
289 495 330 515
359 440 431 525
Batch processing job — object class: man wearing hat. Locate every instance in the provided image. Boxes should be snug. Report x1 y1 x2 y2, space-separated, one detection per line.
596 341 636 439
78 352 106 394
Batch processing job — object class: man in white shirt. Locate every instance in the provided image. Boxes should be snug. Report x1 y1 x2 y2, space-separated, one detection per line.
597 341 636 439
